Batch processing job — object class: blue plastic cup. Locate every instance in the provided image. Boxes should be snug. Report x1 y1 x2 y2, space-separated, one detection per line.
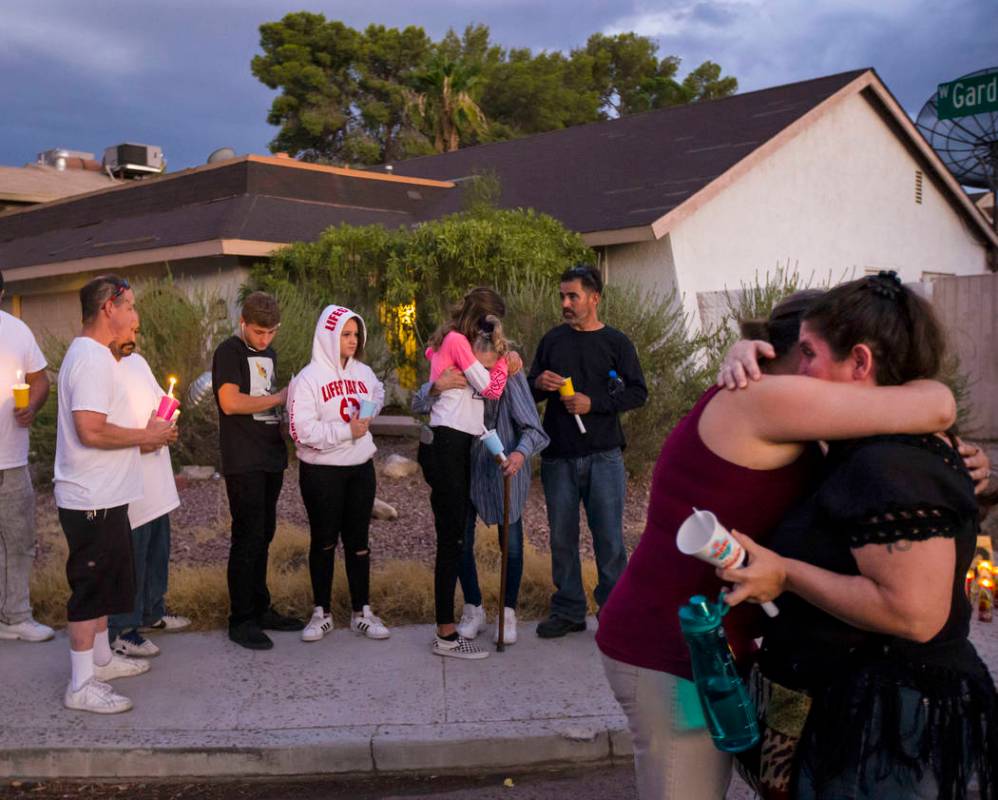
480 429 507 462
358 399 378 419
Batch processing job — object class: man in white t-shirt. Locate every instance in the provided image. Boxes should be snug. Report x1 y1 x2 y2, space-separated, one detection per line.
0 270 53 643
108 350 188 658
55 275 177 715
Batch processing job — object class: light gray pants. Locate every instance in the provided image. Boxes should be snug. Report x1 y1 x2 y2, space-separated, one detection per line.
0 466 36 625
602 653 732 800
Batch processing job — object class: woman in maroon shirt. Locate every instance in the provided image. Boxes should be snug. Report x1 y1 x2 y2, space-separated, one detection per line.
595 291 957 800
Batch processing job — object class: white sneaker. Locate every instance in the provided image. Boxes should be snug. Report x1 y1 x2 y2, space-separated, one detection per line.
350 606 390 640
301 607 333 643
456 604 486 639
139 614 191 633
432 635 489 660
492 607 518 645
0 617 55 642
111 632 160 657
64 678 132 714
93 654 151 681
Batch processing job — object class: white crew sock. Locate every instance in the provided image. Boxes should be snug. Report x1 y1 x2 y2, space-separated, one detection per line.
70 648 95 691
93 629 113 667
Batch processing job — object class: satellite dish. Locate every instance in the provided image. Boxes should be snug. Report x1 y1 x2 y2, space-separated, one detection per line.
206 147 237 164
916 67 998 193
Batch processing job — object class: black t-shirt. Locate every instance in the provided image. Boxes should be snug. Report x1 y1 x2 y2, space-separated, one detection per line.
211 336 287 476
527 323 647 459
759 434 980 690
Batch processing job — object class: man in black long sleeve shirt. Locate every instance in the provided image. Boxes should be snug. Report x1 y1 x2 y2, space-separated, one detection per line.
528 265 647 638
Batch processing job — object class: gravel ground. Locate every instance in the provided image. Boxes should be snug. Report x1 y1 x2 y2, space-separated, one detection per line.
32 437 653 569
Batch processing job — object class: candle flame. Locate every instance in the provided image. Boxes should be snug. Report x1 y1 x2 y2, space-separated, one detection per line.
981 578 994 590
167 375 177 398
16 369 22 383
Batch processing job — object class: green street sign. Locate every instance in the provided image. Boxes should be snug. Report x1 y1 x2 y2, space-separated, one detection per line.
937 73 998 120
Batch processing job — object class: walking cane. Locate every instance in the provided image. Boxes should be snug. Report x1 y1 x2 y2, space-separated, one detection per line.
497 472 511 652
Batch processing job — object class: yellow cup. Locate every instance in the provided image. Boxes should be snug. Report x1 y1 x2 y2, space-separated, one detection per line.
12 384 30 410
558 376 575 397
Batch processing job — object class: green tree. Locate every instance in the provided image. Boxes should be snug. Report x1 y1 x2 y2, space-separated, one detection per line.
408 56 488 153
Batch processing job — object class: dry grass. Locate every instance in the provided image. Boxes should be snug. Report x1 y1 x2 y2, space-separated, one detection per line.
30 521 598 631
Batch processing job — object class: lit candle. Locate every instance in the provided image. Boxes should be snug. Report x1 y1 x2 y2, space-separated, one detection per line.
12 369 29 410
156 375 181 420
557 376 587 434
979 577 994 623
966 568 977 598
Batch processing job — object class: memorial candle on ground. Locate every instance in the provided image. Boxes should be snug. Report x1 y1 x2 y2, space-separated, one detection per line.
156 375 181 420
12 370 29 410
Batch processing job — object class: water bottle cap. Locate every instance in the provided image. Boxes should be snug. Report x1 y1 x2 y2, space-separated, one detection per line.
677 593 729 632
609 370 618 379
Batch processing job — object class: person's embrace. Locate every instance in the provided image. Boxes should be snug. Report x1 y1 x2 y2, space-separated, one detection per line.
527 265 647 638
722 273 998 799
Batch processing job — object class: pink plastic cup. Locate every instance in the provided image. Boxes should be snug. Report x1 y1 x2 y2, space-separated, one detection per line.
156 395 180 421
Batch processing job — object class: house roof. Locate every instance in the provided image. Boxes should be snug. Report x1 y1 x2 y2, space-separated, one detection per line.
384 69 998 249
0 155 455 281
0 163 117 204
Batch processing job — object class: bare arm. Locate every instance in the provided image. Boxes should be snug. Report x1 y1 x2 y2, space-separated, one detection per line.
722 531 953 642
13 369 50 428
74 410 176 450
741 376 956 443
217 383 287 416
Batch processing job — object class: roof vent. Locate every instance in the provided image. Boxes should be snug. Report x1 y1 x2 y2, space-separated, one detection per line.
103 143 165 179
37 149 96 171
385 165 394 173
914 170 924 205
207 147 237 164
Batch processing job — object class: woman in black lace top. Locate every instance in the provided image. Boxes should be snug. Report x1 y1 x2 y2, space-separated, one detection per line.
721 272 998 800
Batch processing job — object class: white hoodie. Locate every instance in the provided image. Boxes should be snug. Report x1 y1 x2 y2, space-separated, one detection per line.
288 305 385 466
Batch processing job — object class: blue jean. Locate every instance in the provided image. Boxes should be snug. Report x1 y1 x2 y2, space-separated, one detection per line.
109 514 170 638
541 448 627 623
458 508 524 610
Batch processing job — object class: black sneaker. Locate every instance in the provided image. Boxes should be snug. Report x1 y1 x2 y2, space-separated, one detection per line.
536 615 587 639
258 607 305 632
229 621 274 650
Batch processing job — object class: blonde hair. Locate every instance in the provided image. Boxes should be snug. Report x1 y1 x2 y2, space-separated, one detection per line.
471 315 508 358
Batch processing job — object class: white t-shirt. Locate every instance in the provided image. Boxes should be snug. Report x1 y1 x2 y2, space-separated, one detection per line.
0 311 47 470
54 337 143 511
118 353 180 528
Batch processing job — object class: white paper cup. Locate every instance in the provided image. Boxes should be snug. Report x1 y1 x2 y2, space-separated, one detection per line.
676 508 778 617
677 509 746 569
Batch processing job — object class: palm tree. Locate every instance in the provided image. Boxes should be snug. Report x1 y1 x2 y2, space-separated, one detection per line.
408 57 487 153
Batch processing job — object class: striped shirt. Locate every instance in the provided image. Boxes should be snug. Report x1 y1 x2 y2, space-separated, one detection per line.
412 371 548 525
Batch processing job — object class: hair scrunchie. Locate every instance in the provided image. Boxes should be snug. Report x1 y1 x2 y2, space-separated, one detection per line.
867 269 902 300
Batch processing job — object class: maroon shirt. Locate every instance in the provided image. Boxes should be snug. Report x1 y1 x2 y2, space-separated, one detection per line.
596 385 822 679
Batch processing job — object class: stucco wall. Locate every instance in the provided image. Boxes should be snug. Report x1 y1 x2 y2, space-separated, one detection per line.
611 91 989 330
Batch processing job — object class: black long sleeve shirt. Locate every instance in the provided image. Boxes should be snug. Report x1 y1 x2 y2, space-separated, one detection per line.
527 323 648 459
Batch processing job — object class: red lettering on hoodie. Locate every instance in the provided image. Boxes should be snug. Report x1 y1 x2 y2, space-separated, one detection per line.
324 306 350 332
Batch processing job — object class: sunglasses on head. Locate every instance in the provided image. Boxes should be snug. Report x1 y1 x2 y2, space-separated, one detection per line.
108 278 130 302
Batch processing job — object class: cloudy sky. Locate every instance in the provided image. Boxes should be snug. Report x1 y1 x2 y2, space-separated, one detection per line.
2 0 996 170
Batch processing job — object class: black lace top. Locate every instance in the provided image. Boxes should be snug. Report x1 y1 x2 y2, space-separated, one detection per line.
760 433 980 688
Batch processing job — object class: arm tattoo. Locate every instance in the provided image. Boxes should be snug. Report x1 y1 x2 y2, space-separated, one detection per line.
885 540 913 554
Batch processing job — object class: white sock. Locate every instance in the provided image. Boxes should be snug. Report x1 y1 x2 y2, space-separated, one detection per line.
93 629 112 667
70 648 95 691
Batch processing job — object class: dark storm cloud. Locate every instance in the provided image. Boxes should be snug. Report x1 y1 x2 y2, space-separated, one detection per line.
1 1 995 170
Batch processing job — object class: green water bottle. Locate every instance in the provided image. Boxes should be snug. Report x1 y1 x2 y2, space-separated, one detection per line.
678 594 760 753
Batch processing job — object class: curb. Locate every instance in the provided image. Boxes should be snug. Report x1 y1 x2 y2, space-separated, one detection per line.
0 718 633 779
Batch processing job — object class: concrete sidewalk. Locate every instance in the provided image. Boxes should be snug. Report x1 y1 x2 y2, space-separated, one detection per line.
0 619 631 780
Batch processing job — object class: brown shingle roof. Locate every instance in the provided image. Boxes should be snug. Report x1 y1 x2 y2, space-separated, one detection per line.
383 70 871 235
0 163 116 203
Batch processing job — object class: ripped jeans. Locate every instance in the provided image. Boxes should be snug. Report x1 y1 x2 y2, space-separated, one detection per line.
298 459 376 613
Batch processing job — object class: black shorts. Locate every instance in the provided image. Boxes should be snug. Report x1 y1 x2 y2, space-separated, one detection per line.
58 505 135 622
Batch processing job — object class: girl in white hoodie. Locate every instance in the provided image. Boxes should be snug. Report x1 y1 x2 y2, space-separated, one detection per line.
288 305 390 642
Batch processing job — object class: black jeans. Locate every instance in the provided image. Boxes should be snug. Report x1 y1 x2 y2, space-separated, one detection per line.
224 470 284 627
298 459 375 613
418 426 473 626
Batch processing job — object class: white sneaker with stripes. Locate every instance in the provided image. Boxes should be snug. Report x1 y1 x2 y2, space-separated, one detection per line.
350 606 390 639
301 607 333 643
64 678 133 714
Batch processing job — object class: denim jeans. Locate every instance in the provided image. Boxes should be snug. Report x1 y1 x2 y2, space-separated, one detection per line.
541 448 627 623
458 508 524 611
0 466 36 625
109 513 171 638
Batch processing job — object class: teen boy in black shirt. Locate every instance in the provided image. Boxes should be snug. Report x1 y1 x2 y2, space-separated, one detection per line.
212 292 302 649
528 266 647 638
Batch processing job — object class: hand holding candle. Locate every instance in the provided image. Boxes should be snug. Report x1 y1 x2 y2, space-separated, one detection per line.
677 508 779 617
12 369 30 410
557 377 587 434
156 375 181 421
480 428 508 463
